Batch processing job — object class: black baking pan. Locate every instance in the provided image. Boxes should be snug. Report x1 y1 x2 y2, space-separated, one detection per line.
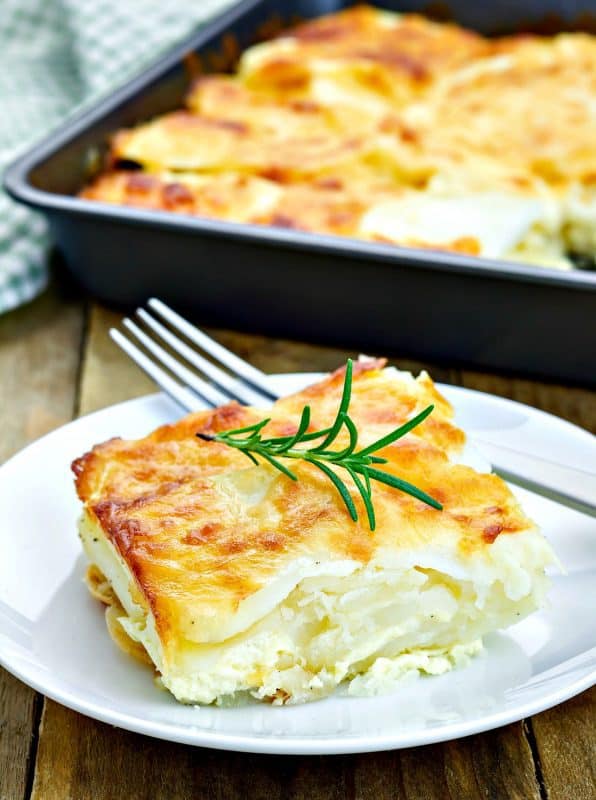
5 0 596 386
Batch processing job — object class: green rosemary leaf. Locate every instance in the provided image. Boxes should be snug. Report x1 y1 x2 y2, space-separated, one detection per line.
362 467 443 510
257 450 299 481
338 413 359 457
338 358 354 416
196 359 443 529
310 358 353 453
357 405 434 457
316 412 359 461
346 466 376 531
310 460 358 522
264 425 333 446
363 467 371 496
272 405 311 453
230 417 272 437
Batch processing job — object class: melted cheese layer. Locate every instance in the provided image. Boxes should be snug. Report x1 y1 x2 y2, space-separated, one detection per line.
80 5 596 268
80 511 552 704
74 362 556 705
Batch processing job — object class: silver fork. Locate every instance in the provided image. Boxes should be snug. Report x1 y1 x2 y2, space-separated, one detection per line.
111 298 278 411
110 298 596 519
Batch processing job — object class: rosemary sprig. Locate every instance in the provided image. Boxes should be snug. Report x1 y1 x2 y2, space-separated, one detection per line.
197 359 442 530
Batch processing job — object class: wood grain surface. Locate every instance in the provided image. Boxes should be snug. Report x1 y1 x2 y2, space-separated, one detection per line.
1 284 594 800
0 286 84 800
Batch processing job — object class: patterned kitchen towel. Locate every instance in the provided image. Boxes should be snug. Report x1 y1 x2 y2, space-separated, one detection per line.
0 0 235 314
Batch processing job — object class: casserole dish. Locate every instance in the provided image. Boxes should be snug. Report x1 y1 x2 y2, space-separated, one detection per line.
4 0 596 385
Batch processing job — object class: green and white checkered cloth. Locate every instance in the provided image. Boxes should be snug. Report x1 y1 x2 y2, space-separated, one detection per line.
0 0 235 314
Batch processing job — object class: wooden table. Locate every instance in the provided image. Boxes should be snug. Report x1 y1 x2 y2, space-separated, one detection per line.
1 279 594 800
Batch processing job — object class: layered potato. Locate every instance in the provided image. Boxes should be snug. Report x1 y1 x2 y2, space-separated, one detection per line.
80 5 596 269
73 361 555 705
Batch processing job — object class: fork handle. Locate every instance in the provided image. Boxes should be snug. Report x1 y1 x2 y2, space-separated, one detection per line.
475 439 596 518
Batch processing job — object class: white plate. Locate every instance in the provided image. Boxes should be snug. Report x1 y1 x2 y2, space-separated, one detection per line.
0 374 595 755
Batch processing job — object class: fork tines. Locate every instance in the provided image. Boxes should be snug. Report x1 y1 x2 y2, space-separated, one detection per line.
110 298 280 413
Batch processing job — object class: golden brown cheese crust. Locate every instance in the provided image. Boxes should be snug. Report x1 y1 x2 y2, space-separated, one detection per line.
73 363 533 655
79 5 596 263
81 170 413 239
240 7 489 102
80 170 487 252
186 76 352 135
81 171 283 223
110 108 379 179
410 33 596 191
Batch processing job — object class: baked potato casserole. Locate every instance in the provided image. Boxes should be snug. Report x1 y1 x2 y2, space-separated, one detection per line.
80 5 596 269
73 361 555 705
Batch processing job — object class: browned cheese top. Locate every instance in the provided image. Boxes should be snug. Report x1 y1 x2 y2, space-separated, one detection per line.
73 363 534 648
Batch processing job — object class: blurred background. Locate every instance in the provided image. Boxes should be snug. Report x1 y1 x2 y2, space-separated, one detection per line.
0 0 234 314
0 0 594 383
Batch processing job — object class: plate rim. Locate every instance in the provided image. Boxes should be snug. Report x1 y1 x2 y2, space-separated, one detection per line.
1 373 595 754
2 649 594 755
